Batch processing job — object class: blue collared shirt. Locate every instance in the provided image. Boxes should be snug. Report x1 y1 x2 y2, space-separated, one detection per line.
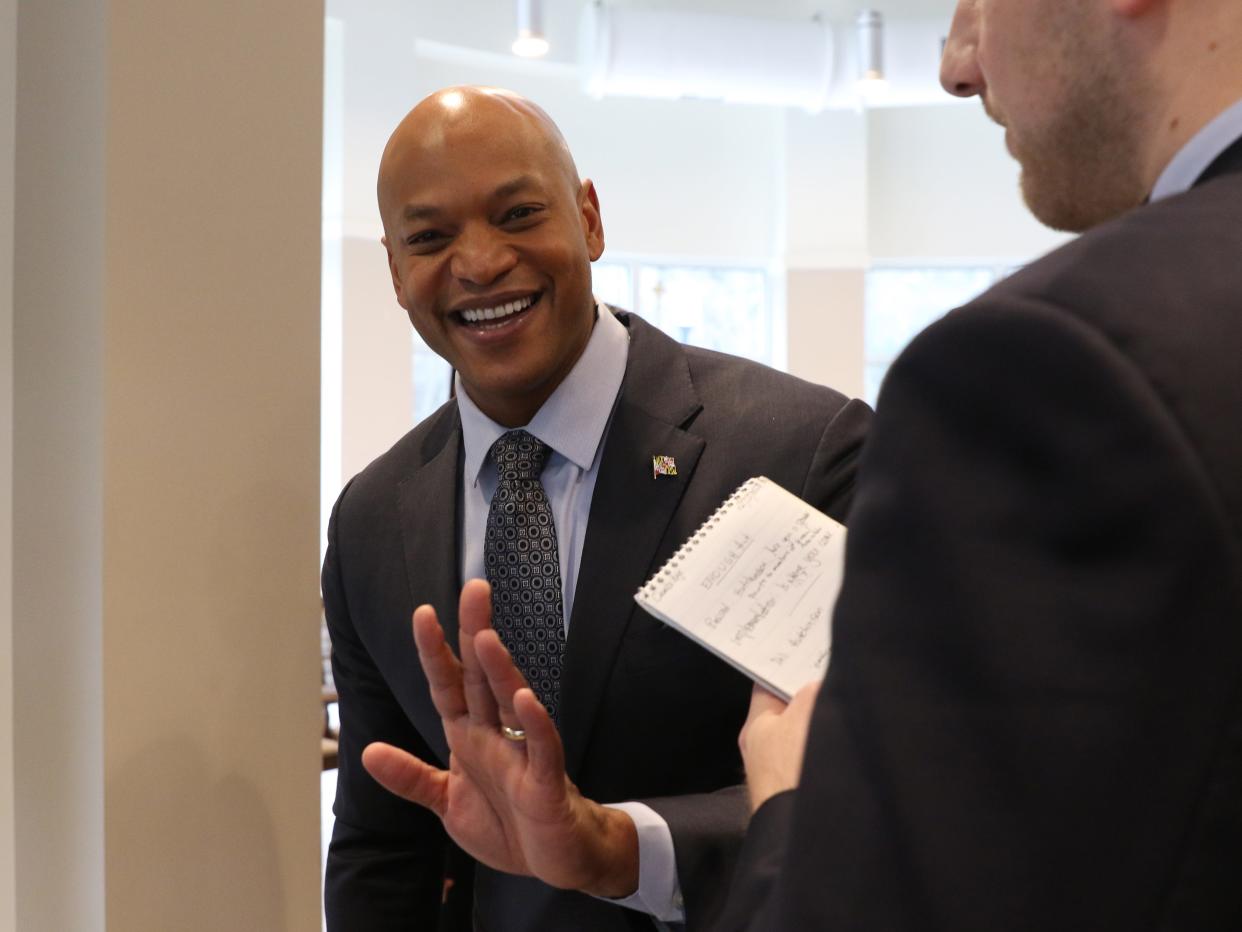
1150 96 1242 201
457 303 629 622
455 303 685 924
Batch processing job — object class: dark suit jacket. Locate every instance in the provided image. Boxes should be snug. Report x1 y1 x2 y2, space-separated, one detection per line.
323 311 871 931
719 138 1242 930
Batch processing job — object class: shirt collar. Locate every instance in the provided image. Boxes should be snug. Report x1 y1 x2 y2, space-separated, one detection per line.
1150 96 1242 202
458 302 630 486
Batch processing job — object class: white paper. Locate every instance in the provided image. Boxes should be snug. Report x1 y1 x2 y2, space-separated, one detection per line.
635 477 847 700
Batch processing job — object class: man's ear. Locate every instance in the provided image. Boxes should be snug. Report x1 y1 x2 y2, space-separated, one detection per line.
579 179 605 261
381 234 404 301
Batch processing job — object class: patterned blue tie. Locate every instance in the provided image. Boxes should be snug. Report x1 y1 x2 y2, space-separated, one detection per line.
484 430 565 721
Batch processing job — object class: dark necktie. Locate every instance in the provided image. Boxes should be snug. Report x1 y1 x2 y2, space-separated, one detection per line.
484 430 565 721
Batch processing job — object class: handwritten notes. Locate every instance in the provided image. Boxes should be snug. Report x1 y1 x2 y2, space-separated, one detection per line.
634 476 847 700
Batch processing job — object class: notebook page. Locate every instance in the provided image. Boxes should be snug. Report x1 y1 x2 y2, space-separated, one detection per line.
635 476 847 700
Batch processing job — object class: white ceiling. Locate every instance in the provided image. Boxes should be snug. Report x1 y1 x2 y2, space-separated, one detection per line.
327 0 957 66
613 0 954 19
323 0 961 227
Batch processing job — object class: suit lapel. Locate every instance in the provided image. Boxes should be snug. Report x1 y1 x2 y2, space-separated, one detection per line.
559 316 706 778
397 405 465 654
1196 133 1242 187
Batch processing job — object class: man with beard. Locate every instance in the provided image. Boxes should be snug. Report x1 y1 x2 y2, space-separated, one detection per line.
723 0 1242 927
375 0 1242 929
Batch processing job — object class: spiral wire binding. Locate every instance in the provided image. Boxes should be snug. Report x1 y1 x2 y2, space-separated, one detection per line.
638 476 767 601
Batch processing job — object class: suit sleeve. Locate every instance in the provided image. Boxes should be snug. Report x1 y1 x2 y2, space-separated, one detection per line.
718 298 1242 931
798 395 872 523
644 393 872 931
322 486 452 931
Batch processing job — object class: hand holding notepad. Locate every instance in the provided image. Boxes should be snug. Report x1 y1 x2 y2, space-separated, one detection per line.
634 477 848 701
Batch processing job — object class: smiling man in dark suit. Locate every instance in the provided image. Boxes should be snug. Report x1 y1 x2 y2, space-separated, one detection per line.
720 0 1242 928
321 86 870 931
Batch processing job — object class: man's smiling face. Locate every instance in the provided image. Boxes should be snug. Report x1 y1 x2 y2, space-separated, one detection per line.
379 88 605 427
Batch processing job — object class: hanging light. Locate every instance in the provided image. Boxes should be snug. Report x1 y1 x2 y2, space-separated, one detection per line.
856 9 885 83
513 0 550 58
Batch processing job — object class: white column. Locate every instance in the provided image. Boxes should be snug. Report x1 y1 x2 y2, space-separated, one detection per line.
341 236 415 483
0 0 17 926
11 1 324 928
12 1 108 926
782 108 869 399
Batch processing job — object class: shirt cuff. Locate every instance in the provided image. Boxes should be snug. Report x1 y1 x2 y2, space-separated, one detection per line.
600 801 685 924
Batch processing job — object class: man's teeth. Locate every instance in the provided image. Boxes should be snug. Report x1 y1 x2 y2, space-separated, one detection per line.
460 295 536 324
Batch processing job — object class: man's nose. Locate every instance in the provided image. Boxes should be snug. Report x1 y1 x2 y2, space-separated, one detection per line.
450 226 517 285
939 0 984 99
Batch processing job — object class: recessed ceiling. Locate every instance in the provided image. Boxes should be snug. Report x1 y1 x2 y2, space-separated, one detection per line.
610 0 955 20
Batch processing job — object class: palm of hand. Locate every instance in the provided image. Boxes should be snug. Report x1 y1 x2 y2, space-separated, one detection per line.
361 580 634 897
437 716 573 879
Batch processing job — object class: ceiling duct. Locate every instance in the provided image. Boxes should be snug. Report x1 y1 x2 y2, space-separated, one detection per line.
579 3 835 111
579 3 955 110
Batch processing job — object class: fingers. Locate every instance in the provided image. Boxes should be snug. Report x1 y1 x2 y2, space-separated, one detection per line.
746 682 791 722
362 741 449 817
413 604 467 720
787 678 822 714
740 682 792 756
738 681 822 811
514 687 567 785
473 628 533 734
458 578 494 638
457 579 500 727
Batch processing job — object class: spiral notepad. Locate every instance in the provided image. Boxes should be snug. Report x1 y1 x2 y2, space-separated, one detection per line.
634 476 848 701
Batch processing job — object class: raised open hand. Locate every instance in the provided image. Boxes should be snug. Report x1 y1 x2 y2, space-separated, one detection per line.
362 579 639 897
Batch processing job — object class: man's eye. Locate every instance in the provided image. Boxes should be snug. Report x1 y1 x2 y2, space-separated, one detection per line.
502 205 542 223
407 230 443 248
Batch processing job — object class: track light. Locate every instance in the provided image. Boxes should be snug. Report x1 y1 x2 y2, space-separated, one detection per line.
856 9 884 83
513 0 549 58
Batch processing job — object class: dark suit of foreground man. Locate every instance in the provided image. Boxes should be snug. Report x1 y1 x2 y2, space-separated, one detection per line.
721 0 1242 928
322 87 869 930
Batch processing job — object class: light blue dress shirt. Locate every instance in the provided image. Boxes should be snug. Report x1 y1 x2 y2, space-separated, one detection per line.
1150 96 1242 201
455 304 685 925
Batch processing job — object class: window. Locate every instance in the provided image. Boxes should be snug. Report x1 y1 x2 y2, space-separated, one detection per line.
595 258 775 366
591 262 633 312
864 265 1014 405
411 335 453 425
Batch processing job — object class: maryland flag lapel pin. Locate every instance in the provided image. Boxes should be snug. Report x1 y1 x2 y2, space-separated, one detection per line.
652 454 678 479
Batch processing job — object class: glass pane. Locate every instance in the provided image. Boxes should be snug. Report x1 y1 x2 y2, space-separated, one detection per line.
863 267 994 404
412 333 453 425
864 362 891 409
592 261 633 311
865 267 993 361
637 265 771 365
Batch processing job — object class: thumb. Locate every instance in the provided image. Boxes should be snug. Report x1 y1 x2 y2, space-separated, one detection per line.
362 742 450 818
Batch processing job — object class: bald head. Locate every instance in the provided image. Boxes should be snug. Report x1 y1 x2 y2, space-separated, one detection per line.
378 86 581 236
375 85 605 427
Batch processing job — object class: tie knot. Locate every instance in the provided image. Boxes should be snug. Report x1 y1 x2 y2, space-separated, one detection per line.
491 430 550 481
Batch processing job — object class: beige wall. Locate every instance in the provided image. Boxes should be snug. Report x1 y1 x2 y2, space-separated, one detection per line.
868 104 1070 260
786 269 866 400
784 108 869 270
341 237 413 482
10 1 323 929
781 108 870 399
